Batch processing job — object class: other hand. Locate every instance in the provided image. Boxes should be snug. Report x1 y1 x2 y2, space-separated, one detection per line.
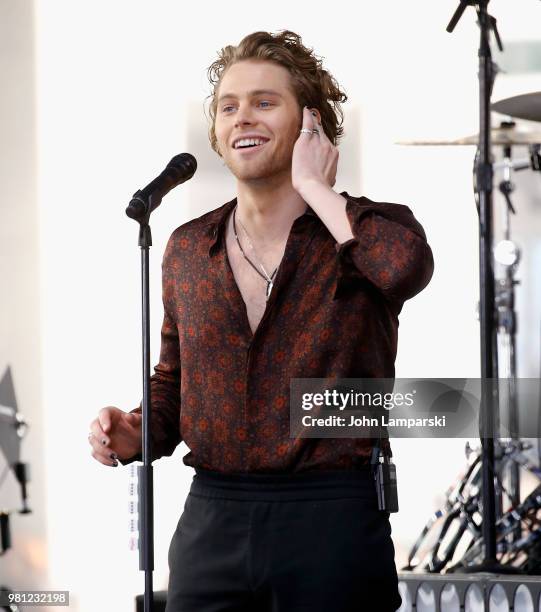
88 406 142 467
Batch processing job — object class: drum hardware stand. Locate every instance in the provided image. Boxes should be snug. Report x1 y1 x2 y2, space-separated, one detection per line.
399 73 541 580
403 438 541 573
402 136 541 574
447 0 511 573
494 142 523 542
493 129 541 537
402 126 541 574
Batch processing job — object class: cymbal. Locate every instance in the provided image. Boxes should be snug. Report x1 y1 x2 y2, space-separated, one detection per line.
492 92 541 123
397 125 541 146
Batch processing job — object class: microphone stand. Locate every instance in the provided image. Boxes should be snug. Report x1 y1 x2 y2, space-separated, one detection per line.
126 201 155 612
446 1 518 574
124 153 196 612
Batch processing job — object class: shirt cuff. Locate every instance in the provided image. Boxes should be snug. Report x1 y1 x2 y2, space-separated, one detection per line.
333 194 433 303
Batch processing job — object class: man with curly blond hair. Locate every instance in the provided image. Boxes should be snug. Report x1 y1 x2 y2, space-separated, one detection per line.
89 30 433 611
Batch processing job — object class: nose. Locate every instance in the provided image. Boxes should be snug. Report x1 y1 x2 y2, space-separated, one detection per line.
234 102 256 127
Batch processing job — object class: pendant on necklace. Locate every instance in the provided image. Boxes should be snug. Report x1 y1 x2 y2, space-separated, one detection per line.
266 279 273 299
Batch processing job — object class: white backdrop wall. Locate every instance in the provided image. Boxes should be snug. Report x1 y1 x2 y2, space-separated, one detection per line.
1 0 539 610
0 0 47 595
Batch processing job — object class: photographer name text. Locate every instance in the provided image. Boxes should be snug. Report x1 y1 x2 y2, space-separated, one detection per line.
301 414 447 428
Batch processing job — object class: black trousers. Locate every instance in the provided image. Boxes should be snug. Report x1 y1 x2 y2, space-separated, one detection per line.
165 467 402 612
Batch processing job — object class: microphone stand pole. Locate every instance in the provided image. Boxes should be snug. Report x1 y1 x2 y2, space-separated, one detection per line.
446 0 518 574
126 205 155 612
124 152 197 611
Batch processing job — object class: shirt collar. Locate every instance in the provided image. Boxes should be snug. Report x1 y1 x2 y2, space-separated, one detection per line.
204 197 318 256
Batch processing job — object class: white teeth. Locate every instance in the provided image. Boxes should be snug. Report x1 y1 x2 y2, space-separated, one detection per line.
234 138 268 149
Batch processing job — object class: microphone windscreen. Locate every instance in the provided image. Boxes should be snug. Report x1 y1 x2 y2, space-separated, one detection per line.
167 153 197 178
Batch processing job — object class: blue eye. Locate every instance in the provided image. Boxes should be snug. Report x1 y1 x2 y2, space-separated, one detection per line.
221 101 273 113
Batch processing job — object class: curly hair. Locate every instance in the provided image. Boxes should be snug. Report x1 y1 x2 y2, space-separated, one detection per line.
205 30 348 157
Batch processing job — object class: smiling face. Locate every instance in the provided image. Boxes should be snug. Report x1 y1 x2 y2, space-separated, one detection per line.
214 60 303 184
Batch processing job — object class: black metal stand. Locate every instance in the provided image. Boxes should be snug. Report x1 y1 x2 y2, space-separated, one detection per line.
127 210 155 612
496 152 521 541
446 0 519 574
125 152 197 612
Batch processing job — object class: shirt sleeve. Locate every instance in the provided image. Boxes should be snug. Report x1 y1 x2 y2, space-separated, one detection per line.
334 195 434 303
120 236 182 466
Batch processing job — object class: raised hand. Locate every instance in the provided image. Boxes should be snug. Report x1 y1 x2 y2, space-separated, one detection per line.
291 106 339 193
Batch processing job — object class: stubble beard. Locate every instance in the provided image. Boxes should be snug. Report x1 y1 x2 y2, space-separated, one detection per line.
223 132 297 185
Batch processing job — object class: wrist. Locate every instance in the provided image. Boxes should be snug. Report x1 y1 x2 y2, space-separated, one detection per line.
295 179 334 202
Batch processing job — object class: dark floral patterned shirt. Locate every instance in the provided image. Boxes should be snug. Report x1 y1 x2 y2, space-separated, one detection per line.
123 191 434 472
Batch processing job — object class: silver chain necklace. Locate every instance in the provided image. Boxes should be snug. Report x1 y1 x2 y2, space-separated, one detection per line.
232 204 278 300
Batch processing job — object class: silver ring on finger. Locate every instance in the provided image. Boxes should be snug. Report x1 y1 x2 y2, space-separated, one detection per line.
312 128 320 134
300 128 313 134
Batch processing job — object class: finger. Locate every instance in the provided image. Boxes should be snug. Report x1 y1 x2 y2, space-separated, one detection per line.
88 437 115 464
88 427 118 465
309 109 319 131
310 109 332 145
99 406 117 435
300 106 315 137
319 129 333 148
90 446 119 467
89 418 110 447
308 108 325 138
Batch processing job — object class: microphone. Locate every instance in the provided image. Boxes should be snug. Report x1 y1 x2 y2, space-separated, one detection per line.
126 153 197 220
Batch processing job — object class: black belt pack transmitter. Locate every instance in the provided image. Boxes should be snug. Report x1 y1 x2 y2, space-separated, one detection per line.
371 443 399 513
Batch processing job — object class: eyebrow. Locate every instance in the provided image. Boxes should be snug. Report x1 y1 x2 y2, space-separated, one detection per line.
217 89 284 103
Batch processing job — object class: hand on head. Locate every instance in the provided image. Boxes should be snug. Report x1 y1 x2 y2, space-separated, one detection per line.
292 107 339 192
